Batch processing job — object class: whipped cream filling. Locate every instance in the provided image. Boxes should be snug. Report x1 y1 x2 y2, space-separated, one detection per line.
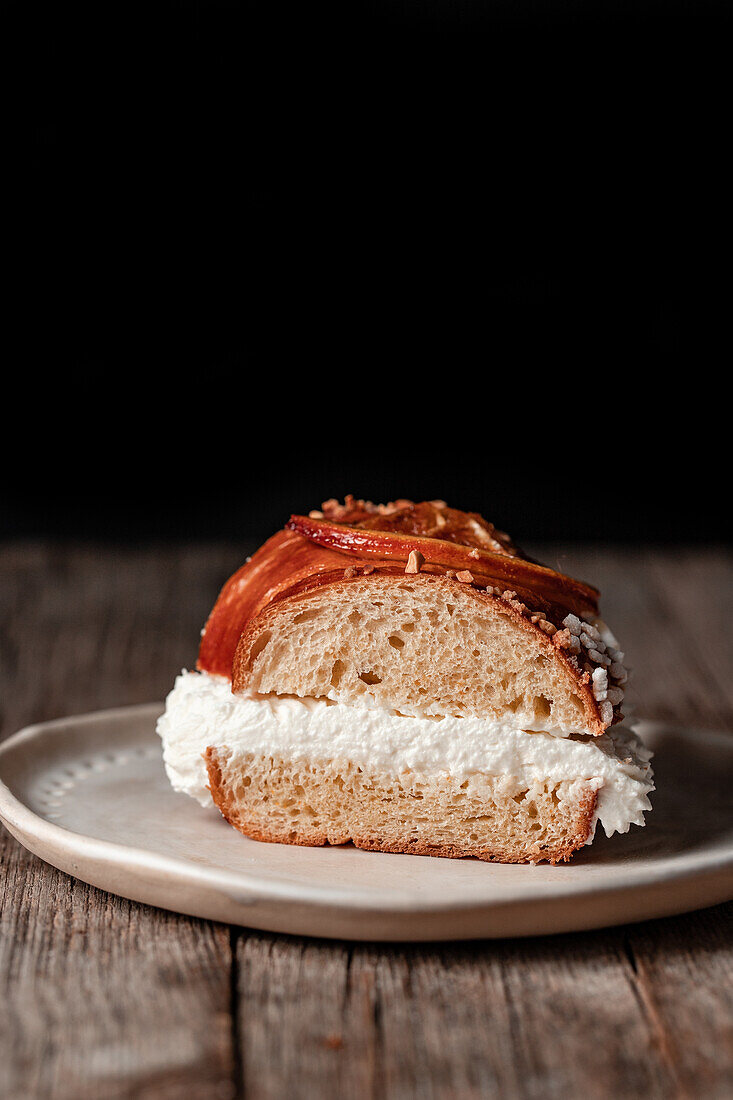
157 670 654 841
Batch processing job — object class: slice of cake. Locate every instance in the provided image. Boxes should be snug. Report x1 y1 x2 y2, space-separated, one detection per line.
157 498 653 863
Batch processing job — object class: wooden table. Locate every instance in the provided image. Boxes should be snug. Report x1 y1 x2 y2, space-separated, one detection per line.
1 543 732 1099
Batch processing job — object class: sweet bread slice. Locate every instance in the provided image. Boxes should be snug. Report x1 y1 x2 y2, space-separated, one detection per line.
205 750 601 864
233 573 608 735
157 497 653 863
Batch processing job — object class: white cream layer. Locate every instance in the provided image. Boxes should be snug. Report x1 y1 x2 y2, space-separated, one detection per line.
157 670 654 841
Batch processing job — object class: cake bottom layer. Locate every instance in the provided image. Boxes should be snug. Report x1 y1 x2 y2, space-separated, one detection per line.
204 748 600 864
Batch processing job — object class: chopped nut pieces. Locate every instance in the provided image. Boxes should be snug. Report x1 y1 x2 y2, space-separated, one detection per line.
405 550 425 574
553 628 581 655
469 548 480 559
456 570 474 583
308 510 325 519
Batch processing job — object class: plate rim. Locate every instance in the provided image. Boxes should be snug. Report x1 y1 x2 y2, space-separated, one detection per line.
1 704 732 933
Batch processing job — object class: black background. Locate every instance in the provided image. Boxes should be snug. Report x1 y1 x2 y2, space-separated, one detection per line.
3 0 729 547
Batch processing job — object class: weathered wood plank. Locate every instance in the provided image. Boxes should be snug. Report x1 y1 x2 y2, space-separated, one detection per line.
0 543 247 1100
0 541 251 728
626 905 733 1100
238 920 733 1099
236 933 375 1099
0 842 235 1100
541 545 733 1099
644 549 733 726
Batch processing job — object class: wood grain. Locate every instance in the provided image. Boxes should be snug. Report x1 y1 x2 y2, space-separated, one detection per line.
1 542 732 1099
0 543 246 1100
0 841 234 1100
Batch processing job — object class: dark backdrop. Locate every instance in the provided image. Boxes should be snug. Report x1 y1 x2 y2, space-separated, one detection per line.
2 394 724 545
4 0 728 547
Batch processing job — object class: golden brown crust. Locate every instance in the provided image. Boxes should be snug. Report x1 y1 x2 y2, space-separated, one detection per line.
351 499 522 556
286 514 599 618
198 498 599 680
339 823 596 865
197 529 351 677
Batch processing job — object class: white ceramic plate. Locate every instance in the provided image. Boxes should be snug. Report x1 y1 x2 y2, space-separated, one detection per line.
1 705 731 940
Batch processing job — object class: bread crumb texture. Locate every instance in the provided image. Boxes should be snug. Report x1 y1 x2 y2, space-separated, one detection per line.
205 748 598 865
235 574 600 733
